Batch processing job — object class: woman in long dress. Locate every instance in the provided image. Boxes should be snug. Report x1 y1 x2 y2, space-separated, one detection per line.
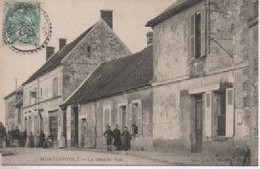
122 127 131 151
28 131 34 147
113 124 122 151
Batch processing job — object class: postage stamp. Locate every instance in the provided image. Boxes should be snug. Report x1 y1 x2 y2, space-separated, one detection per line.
3 1 52 54
4 2 40 45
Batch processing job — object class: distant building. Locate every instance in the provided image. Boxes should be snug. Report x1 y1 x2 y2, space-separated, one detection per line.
146 0 258 163
5 10 131 147
4 87 23 131
61 42 153 150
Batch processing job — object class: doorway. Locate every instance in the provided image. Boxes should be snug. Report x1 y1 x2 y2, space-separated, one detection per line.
195 95 203 153
80 118 87 148
71 107 79 147
49 116 58 145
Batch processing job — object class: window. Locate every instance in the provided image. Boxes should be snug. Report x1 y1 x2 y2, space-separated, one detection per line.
87 46 91 57
87 46 91 53
52 77 58 97
131 100 143 134
103 107 111 132
204 88 234 138
120 105 127 128
30 89 37 105
191 9 206 59
195 12 201 59
215 92 226 136
132 103 138 125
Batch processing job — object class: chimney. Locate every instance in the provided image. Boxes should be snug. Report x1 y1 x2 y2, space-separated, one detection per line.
100 10 113 29
46 46 55 61
59 38 66 50
146 31 153 45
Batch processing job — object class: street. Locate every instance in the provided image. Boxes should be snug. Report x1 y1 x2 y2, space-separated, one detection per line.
1 147 166 165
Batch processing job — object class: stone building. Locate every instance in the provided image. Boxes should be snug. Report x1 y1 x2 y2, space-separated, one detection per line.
247 0 258 165
18 10 131 146
4 87 23 131
60 43 153 150
146 0 258 162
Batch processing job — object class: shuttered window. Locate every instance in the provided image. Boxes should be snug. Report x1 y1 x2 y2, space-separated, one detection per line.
205 88 234 138
190 8 206 59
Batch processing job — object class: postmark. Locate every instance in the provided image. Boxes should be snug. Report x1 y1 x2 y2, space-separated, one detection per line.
3 1 52 54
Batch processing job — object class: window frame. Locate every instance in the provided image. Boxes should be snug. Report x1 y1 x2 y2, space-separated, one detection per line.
102 105 112 132
131 99 143 135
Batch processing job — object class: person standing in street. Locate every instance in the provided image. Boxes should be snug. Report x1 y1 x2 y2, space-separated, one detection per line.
59 132 65 148
39 130 45 147
28 131 34 147
34 131 40 148
113 124 122 151
122 126 131 151
103 125 113 151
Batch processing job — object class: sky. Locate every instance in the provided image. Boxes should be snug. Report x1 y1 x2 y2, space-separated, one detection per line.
0 0 174 124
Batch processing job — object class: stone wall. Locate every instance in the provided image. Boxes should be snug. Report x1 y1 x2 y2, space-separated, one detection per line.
62 20 131 100
151 0 256 156
77 88 153 150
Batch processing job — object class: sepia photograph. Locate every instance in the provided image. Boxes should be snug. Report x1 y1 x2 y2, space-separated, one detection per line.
0 0 258 167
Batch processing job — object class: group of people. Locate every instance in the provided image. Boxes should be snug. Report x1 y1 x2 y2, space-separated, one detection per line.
0 123 54 149
103 124 138 151
25 130 54 148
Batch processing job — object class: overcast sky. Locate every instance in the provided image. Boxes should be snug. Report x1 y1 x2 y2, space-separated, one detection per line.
0 0 174 123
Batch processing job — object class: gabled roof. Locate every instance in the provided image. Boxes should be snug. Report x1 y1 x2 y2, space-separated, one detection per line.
23 23 96 85
61 45 153 107
146 0 204 27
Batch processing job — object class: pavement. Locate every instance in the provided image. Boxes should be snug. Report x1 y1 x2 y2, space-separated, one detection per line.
66 147 230 166
1 147 231 166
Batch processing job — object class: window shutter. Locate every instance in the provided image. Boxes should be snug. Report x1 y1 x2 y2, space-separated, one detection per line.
190 14 195 58
204 92 212 137
201 7 206 57
226 88 234 137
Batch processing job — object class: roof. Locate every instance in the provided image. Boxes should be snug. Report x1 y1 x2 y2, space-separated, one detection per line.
61 45 153 107
23 23 96 85
146 0 204 27
4 89 23 100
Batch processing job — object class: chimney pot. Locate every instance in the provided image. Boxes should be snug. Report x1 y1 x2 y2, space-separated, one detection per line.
146 31 153 45
59 38 67 50
100 10 113 29
46 46 55 61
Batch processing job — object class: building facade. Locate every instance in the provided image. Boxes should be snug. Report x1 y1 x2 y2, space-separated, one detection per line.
146 0 258 162
61 44 153 150
4 87 23 131
13 10 131 147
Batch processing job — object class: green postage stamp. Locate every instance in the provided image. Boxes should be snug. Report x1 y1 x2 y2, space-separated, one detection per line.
4 2 40 45
3 1 52 54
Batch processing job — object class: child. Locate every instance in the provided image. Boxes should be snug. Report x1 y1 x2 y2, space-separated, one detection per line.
103 126 113 151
